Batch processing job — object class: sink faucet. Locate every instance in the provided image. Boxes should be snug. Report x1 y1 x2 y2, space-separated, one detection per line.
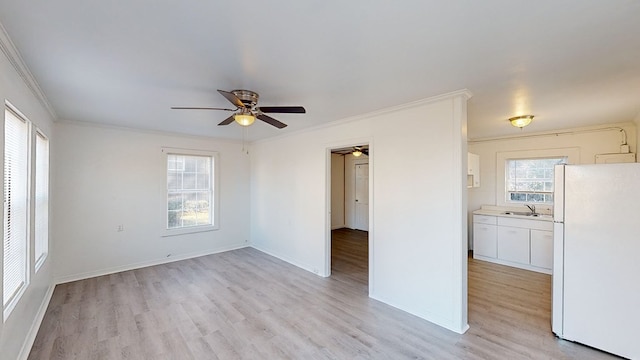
525 204 536 214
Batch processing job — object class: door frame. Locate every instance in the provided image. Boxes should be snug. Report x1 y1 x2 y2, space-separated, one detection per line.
325 139 373 293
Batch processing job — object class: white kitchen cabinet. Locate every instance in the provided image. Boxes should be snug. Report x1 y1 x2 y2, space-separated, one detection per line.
473 223 497 258
497 226 530 264
473 215 497 259
530 229 553 269
472 211 553 274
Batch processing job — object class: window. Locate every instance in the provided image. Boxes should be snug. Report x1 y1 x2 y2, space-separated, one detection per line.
506 158 565 204
3 106 30 318
496 148 579 207
34 131 49 270
163 148 218 235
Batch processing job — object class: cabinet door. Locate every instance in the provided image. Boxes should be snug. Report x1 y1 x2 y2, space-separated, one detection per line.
473 223 497 258
497 226 530 264
530 229 553 269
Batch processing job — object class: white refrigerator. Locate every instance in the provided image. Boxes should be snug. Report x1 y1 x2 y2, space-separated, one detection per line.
552 163 640 359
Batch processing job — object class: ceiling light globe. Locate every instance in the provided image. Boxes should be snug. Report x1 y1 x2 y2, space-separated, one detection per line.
352 150 363 157
234 114 255 126
509 115 534 128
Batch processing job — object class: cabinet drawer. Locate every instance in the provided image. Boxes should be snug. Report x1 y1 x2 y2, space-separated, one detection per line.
497 216 553 230
473 215 497 225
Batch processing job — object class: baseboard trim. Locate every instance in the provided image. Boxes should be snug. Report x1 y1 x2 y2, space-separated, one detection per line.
250 245 327 277
17 283 55 360
55 244 249 284
369 291 467 334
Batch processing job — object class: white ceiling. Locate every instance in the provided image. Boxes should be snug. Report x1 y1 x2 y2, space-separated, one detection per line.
0 1 639 141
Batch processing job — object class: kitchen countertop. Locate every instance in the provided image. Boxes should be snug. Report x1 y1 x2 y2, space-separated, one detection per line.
473 206 554 222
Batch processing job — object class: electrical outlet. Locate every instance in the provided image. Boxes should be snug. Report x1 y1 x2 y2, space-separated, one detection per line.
117 225 124 232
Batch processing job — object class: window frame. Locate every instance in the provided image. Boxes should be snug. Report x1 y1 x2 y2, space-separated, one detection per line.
505 157 565 204
3 103 32 320
34 129 49 271
161 147 219 237
496 148 580 207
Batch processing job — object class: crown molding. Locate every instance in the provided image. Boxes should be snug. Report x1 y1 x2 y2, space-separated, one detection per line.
56 118 245 145
468 121 635 143
253 89 473 145
0 20 57 120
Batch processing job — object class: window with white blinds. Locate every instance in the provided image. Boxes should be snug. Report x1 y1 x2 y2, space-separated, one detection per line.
3 106 30 316
34 131 49 270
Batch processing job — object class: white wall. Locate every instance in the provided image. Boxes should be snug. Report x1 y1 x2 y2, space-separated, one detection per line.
0 31 56 359
330 153 345 229
52 122 250 282
250 91 470 333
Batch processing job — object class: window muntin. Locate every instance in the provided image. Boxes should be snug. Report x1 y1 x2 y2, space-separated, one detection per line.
34 131 49 270
506 157 565 204
166 153 214 229
3 106 30 317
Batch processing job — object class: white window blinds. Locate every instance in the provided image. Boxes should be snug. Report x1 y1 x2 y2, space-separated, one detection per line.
3 107 29 310
35 131 49 269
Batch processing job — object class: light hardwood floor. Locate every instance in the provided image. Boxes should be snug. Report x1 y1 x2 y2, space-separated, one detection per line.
27 229 618 359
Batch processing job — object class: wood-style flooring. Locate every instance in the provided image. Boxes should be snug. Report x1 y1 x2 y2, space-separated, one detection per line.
27 228 618 359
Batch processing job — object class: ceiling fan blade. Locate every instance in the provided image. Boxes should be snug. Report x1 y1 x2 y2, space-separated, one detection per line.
257 114 287 129
258 106 306 114
217 89 245 108
171 106 234 111
218 115 235 126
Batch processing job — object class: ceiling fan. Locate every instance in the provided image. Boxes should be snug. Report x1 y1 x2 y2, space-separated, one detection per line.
351 146 369 157
331 145 369 157
172 89 306 129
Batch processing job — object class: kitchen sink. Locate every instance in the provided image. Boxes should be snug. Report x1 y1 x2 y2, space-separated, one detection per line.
502 211 543 217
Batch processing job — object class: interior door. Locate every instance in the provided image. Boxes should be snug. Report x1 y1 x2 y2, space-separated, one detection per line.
354 163 369 231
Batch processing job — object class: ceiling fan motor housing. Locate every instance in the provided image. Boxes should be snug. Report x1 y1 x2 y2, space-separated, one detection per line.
232 90 259 108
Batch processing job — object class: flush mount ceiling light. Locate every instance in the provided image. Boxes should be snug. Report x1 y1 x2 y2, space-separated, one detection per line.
234 109 255 126
509 115 534 128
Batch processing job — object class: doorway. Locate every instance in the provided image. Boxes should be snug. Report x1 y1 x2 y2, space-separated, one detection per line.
327 144 370 287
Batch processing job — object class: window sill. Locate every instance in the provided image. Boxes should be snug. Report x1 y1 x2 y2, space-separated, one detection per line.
162 225 219 237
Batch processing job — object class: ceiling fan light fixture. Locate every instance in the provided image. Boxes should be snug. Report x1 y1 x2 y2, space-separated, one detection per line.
509 115 534 128
234 112 255 126
352 148 363 157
